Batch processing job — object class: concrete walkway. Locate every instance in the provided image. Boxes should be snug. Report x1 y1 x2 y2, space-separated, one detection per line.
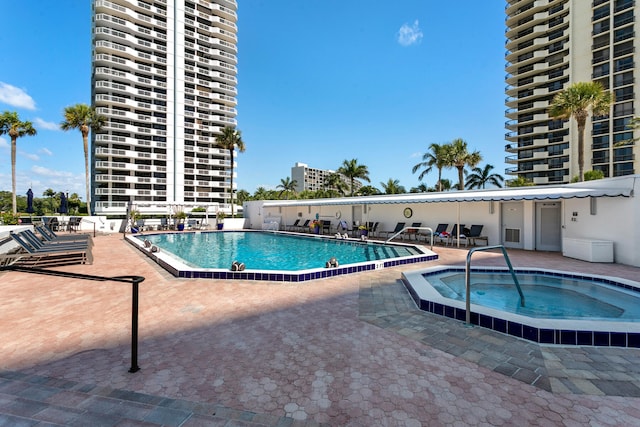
2 233 640 425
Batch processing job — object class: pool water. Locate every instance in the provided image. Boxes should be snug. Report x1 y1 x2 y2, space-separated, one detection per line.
431 272 639 321
138 231 423 271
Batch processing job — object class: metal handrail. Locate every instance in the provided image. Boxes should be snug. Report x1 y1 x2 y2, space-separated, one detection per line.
465 245 525 325
385 226 433 249
0 265 144 373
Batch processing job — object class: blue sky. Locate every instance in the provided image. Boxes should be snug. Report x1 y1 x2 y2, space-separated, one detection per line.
0 1 507 200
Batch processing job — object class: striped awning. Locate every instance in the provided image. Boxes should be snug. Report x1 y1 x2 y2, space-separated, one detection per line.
262 185 633 207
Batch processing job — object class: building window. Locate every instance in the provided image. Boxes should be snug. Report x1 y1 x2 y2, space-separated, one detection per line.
613 101 634 117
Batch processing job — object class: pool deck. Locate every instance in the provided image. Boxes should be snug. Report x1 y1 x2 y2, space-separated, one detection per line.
2 232 640 425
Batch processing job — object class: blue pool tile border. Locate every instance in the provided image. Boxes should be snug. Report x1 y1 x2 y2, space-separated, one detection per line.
402 267 640 348
130 233 436 282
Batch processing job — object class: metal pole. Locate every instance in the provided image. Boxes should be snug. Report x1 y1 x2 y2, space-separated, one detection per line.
129 277 141 373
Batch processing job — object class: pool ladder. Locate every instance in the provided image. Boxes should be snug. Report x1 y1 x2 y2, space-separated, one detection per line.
465 245 525 325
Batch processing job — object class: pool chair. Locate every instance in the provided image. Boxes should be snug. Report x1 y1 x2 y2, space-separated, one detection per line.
459 224 487 247
322 220 332 234
366 222 380 237
286 219 301 231
420 223 448 243
36 225 92 244
405 222 422 240
446 224 466 246
67 216 83 232
337 220 353 235
295 219 310 232
380 222 406 239
7 231 93 267
159 217 169 230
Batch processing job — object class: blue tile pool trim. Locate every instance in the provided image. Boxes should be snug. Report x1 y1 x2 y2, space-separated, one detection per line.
402 267 640 348
128 232 437 282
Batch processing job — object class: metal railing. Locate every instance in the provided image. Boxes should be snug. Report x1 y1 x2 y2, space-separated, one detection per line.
385 226 433 249
465 245 525 325
0 265 144 373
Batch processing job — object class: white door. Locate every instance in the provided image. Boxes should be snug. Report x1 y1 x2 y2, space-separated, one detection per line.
536 202 561 251
501 202 524 249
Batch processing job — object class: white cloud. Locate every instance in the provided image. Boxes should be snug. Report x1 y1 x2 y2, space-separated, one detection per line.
39 147 53 156
33 117 59 131
0 82 36 110
0 137 8 149
31 165 74 178
410 151 423 158
397 20 423 47
23 152 40 161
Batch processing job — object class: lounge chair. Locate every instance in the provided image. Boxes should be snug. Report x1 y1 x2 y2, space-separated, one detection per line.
405 222 422 240
419 223 448 243
337 220 353 236
36 225 92 244
7 231 92 266
67 216 83 232
159 217 169 230
296 219 310 232
135 218 145 232
380 222 406 239
366 222 380 237
322 220 332 234
446 224 466 246
286 219 301 231
460 224 487 246
17 230 91 251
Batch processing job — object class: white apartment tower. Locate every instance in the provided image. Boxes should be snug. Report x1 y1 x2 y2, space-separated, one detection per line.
505 0 637 184
91 0 238 215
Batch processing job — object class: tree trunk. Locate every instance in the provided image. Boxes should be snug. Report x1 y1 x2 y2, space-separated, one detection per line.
229 148 234 216
10 136 17 215
577 119 586 182
83 132 91 213
457 166 464 190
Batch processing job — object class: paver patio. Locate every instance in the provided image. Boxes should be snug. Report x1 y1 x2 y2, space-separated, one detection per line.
2 231 640 425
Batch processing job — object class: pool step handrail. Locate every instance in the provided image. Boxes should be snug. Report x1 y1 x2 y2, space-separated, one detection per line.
465 245 525 325
386 226 433 249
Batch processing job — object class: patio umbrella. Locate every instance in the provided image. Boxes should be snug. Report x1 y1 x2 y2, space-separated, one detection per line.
26 189 35 214
59 192 68 214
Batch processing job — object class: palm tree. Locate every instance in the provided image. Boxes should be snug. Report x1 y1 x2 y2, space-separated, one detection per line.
549 81 614 182
380 178 406 194
253 186 269 200
337 159 370 196
412 143 449 191
506 176 534 187
358 185 381 196
0 111 37 214
446 138 482 190
60 104 106 213
464 164 504 189
324 172 347 196
236 189 251 204
214 126 245 215
42 188 56 213
276 177 298 199
410 183 429 193
436 178 453 191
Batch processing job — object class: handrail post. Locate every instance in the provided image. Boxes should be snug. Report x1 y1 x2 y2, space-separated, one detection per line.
385 226 433 250
128 276 142 373
465 245 525 325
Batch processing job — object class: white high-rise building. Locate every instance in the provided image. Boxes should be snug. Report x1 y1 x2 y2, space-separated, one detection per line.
91 0 238 215
505 0 637 184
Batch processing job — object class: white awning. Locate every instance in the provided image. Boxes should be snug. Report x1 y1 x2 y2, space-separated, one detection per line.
262 185 633 207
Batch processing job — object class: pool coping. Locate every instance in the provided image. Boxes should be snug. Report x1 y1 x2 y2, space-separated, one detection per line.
126 230 438 282
402 266 640 348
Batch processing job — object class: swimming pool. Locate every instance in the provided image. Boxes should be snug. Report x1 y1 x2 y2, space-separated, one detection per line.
402 266 640 347
129 231 436 282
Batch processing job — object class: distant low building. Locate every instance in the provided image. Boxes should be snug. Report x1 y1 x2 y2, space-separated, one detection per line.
291 162 361 194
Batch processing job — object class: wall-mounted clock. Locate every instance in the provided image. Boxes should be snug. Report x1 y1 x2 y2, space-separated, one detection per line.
403 207 413 218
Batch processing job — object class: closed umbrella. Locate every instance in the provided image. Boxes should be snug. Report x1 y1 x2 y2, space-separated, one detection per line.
26 189 34 214
59 192 68 214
